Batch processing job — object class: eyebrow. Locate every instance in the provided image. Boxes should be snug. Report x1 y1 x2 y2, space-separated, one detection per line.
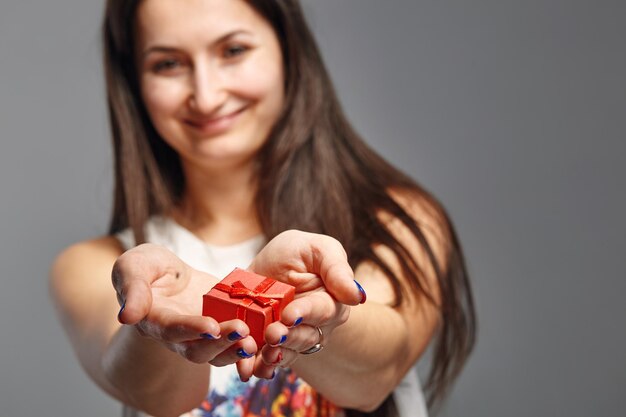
141 30 253 59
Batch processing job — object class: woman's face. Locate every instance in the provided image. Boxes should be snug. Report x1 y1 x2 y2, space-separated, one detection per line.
135 0 284 170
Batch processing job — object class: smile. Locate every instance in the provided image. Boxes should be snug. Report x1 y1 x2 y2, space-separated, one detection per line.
184 107 247 136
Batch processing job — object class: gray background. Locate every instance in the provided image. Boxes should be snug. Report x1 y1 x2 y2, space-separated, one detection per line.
1 0 624 415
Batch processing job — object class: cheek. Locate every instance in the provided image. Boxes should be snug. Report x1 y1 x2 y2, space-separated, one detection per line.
139 80 189 151
236 58 284 115
141 78 186 120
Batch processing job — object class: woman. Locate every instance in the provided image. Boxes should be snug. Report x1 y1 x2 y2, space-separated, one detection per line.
50 0 476 416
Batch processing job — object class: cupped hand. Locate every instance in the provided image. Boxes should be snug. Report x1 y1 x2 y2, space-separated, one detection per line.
251 288 350 379
248 230 365 304
244 230 367 379
112 243 258 369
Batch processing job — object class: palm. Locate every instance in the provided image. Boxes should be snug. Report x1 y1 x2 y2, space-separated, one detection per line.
114 243 221 327
148 268 218 317
249 234 324 292
249 230 361 305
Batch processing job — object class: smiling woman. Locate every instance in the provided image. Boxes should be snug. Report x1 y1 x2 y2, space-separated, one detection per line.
136 0 285 169
50 1 476 417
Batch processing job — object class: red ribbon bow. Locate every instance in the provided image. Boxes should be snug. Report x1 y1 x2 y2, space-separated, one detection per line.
214 278 286 322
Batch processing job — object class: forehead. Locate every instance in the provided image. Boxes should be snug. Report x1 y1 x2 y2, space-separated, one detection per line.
135 0 272 47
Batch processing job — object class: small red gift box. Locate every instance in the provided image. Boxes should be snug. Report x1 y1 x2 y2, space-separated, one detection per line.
202 268 295 348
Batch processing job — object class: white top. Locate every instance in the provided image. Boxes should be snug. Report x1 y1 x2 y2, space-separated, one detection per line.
117 216 428 417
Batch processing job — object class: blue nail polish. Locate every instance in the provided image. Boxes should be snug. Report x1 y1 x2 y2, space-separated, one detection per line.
270 334 288 347
228 331 243 341
200 333 218 340
236 348 254 359
291 317 303 327
355 280 367 304
117 300 126 321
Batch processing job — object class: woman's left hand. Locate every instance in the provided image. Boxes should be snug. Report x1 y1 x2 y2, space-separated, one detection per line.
251 287 351 379
239 230 366 380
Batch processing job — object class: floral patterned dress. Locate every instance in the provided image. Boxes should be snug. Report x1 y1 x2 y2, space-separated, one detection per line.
192 365 343 417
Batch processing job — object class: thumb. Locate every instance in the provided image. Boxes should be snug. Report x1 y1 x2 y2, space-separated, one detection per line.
116 278 153 325
309 233 366 306
112 243 184 324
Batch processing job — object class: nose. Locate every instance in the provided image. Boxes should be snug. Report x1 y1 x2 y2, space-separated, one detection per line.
188 61 227 115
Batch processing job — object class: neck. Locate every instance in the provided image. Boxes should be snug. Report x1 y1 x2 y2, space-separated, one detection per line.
173 161 261 245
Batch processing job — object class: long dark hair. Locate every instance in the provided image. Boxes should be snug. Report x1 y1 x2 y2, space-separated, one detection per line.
103 0 476 414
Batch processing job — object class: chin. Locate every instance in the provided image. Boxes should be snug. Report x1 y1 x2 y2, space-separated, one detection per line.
191 147 260 171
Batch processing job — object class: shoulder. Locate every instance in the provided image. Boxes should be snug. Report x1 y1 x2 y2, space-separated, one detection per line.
50 236 125 308
384 187 452 275
51 236 125 280
356 187 451 305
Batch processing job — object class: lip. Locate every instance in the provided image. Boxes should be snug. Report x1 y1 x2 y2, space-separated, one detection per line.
184 107 247 136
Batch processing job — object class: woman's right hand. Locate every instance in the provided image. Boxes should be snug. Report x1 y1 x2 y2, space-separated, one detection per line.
113 243 258 369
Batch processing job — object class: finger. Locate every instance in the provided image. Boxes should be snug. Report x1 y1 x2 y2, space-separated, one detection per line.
172 319 254 364
139 310 220 343
264 321 289 347
308 234 364 306
274 348 300 368
264 321 321 352
209 336 257 367
179 330 255 364
253 354 275 379
189 319 251 355
203 319 256 367
117 277 152 325
280 324 325 352
177 338 222 364
217 319 252 344
256 345 298 375
280 291 349 328
236 356 255 382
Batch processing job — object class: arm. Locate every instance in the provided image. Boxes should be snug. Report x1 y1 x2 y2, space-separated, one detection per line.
50 238 256 417
291 249 440 411
50 237 128 402
250 196 446 411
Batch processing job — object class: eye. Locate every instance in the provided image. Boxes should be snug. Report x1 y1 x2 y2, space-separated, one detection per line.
223 44 249 59
152 58 184 74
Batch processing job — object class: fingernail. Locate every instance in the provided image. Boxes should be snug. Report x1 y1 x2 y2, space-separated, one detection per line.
228 331 243 341
290 317 303 328
236 348 254 359
200 333 219 340
270 334 287 347
272 351 283 365
355 280 367 304
117 300 126 322
270 369 276 379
